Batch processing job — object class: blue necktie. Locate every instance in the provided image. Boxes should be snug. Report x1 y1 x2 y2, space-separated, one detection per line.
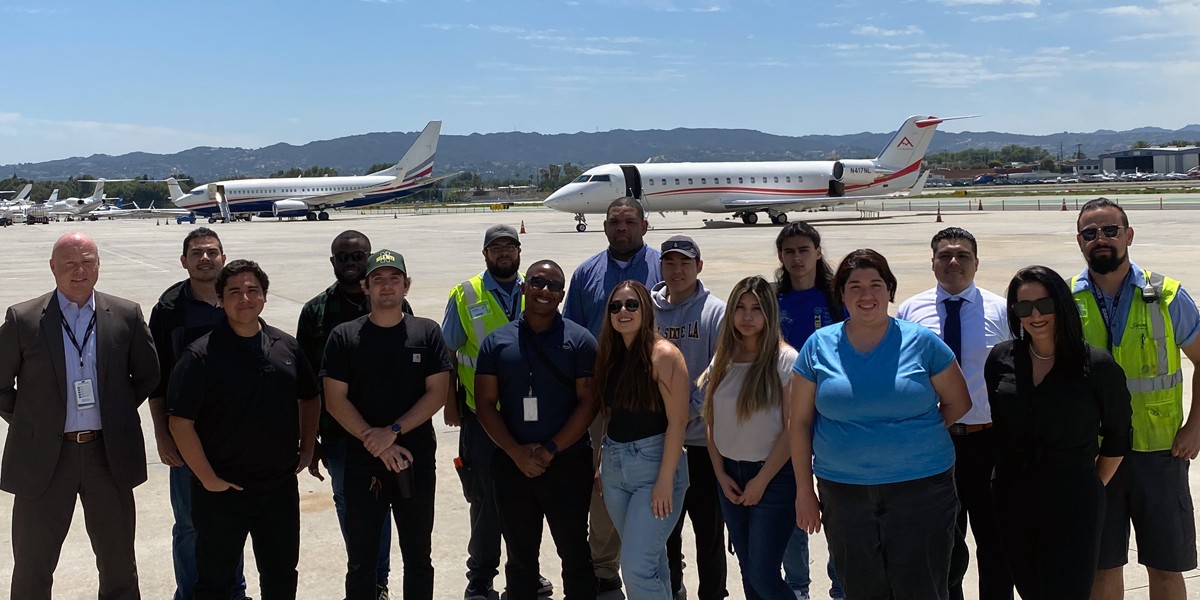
944 298 963 365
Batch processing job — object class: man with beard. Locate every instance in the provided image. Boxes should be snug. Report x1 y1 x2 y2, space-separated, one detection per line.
442 224 554 600
563 197 662 595
297 230 411 600
1070 198 1200 600
149 228 254 600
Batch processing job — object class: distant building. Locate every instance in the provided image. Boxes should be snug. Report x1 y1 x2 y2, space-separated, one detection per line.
1099 147 1200 173
1062 159 1102 175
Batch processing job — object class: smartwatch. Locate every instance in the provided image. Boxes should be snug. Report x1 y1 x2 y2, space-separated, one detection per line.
542 440 559 456
390 422 403 435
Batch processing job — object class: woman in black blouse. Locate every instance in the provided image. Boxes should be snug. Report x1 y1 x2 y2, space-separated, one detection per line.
984 265 1132 600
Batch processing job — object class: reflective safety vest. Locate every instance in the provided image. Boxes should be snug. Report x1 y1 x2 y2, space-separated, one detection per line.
450 273 524 410
1072 270 1183 452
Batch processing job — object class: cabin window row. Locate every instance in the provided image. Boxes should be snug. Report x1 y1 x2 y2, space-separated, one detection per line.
645 175 803 187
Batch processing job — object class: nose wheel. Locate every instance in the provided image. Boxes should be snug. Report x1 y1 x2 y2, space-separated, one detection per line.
575 213 587 232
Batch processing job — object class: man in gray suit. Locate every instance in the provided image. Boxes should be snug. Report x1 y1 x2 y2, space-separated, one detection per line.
0 231 159 600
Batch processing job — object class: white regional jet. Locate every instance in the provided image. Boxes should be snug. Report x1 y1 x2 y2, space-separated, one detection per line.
544 115 965 231
168 121 444 223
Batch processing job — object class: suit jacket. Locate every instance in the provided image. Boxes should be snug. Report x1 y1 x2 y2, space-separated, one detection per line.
0 290 159 497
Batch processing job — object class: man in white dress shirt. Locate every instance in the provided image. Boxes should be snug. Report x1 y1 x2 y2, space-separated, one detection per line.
897 227 1014 600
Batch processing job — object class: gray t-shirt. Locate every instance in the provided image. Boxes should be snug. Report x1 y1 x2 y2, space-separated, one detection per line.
711 346 799 462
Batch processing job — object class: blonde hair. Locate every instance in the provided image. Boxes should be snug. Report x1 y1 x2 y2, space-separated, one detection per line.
699 276 786 423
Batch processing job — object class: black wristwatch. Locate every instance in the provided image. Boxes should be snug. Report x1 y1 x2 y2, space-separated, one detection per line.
390 422 403 435
542 440 559 456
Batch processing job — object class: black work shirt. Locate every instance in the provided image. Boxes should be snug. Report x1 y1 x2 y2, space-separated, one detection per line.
167 320 320 491
985 341 1132 478
296 282 413 438
148 280 225 400
322 315 452 466
476 314 597 451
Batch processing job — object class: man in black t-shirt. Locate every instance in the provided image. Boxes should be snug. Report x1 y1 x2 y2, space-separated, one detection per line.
323 250 453 600
168 260 321 600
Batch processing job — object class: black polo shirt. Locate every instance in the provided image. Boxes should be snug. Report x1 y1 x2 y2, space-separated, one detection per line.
148 280 225 400
475 314 597 453
322 314 453 466
167 319 319 491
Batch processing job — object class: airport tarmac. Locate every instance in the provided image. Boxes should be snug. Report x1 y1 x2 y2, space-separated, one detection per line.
2 200 1200 599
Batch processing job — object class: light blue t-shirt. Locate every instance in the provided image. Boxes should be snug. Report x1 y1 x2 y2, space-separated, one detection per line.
794 317 956 485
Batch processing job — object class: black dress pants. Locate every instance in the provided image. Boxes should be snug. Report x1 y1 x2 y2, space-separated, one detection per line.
492 448 596 600
667 444 729 600
948 428 1013 600
343 453 436 600
192 477 300 600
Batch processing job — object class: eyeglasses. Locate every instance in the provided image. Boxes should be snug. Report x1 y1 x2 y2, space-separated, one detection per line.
607 298 641 314
526 275 565 292
1078 225 1123 242
1013 297 1056 318
486 244 519 254
334 251 367 263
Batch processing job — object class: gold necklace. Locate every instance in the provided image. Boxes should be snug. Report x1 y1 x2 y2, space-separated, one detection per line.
1029 345 1054 361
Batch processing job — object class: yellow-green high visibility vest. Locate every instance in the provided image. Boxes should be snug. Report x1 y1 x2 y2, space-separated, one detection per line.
1073 269 1183 452
450 273 524 411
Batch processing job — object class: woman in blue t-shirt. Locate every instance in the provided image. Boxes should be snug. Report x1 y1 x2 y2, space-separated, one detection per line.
790 249 972 600
774 221 845 599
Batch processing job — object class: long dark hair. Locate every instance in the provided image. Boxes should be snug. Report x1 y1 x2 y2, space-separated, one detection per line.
699 276 785 423
775 221 841 322
595 280 663 413
1004 265 1088 374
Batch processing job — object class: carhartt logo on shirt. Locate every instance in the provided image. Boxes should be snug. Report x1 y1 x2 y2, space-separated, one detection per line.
412 354 421 363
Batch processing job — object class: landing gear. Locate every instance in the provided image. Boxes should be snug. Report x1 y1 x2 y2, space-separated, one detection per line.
740 212 759 225
769 210 788 225
318 211 330 221
305 212 318 221
208 216 218 224
574 213 587 232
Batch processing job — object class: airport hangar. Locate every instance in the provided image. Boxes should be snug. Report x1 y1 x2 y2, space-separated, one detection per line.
1099 146 1200 173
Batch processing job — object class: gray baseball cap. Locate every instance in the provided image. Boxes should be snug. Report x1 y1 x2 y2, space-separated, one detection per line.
483 224 521 248
661 235 700 260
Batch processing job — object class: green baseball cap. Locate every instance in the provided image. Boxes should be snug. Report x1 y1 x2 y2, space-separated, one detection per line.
365 249 407 276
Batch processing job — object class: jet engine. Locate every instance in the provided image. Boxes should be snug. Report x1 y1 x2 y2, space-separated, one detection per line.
272 200 310 218
831 160 877 185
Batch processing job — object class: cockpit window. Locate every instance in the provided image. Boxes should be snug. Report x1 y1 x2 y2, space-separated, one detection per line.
591 175 612 182
572 175 591 183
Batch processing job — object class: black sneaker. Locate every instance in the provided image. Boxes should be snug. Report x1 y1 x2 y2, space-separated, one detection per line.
465 584 494 600
537 576 554 596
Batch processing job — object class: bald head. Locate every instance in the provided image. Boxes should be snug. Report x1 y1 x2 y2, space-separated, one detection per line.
50 232 100 306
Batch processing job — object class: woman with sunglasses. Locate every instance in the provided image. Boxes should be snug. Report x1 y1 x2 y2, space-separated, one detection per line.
984 265 1131 599
790 249 972 599
595 280 691 599
698 276 798 599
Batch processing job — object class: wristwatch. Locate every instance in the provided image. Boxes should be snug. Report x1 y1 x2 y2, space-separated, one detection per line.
542 440 559 456
390 422 403 435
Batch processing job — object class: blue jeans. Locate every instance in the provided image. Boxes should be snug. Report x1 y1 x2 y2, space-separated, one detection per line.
324 435 393 587
601 434 690 600
784 530 845 598
718 458 795 600
170 465 248 600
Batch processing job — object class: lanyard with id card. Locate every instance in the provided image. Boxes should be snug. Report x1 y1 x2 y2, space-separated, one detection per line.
63 313 97 410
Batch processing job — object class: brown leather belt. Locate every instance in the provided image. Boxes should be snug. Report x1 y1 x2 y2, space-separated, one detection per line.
63 430 103 443
948 423 992 436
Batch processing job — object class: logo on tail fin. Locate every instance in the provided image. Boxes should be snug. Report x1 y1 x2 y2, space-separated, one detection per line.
897 137 914 148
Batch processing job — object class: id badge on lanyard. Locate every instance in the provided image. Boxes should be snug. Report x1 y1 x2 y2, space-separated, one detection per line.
63 312 98 410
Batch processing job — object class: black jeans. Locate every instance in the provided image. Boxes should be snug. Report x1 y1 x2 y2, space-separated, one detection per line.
493 448 596 600
343 453 436 600
667 445 729 600
457 410 502 590
818 469 958 600
191 477 300 600
948 428 1013 600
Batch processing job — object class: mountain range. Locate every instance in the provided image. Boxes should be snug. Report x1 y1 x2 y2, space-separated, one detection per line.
5 124 1200 183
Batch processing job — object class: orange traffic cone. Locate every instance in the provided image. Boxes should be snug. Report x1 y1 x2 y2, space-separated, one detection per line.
1061 198 1068 211
520 220 526 234
935 204 944 223
977 199 983 211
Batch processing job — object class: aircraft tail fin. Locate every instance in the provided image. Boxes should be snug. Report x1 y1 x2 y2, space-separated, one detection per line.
13 184 32 202
875 115 975 170
48 189 59 203
166 177 187 201
371 120 441 181
88 179 106 203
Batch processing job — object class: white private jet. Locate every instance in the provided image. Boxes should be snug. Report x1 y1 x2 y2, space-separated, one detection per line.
544 115 967 231
168 120 446 223
0 184 33 206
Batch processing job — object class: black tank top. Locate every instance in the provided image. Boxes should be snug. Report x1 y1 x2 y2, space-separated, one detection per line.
604 357 668 443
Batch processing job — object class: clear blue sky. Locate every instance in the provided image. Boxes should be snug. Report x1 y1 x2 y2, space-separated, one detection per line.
1 0 1196 164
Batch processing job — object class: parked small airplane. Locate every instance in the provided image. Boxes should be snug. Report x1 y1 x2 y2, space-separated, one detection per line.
0 184 33 206
46 179 133 220
543 115 969 231
169 120 448 222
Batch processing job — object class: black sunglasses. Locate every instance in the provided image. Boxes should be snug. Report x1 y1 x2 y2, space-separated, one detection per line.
1078 225 1123 242
526 275 565 292
334 251 367 263
608 298 641 314
1013 297 1056 318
